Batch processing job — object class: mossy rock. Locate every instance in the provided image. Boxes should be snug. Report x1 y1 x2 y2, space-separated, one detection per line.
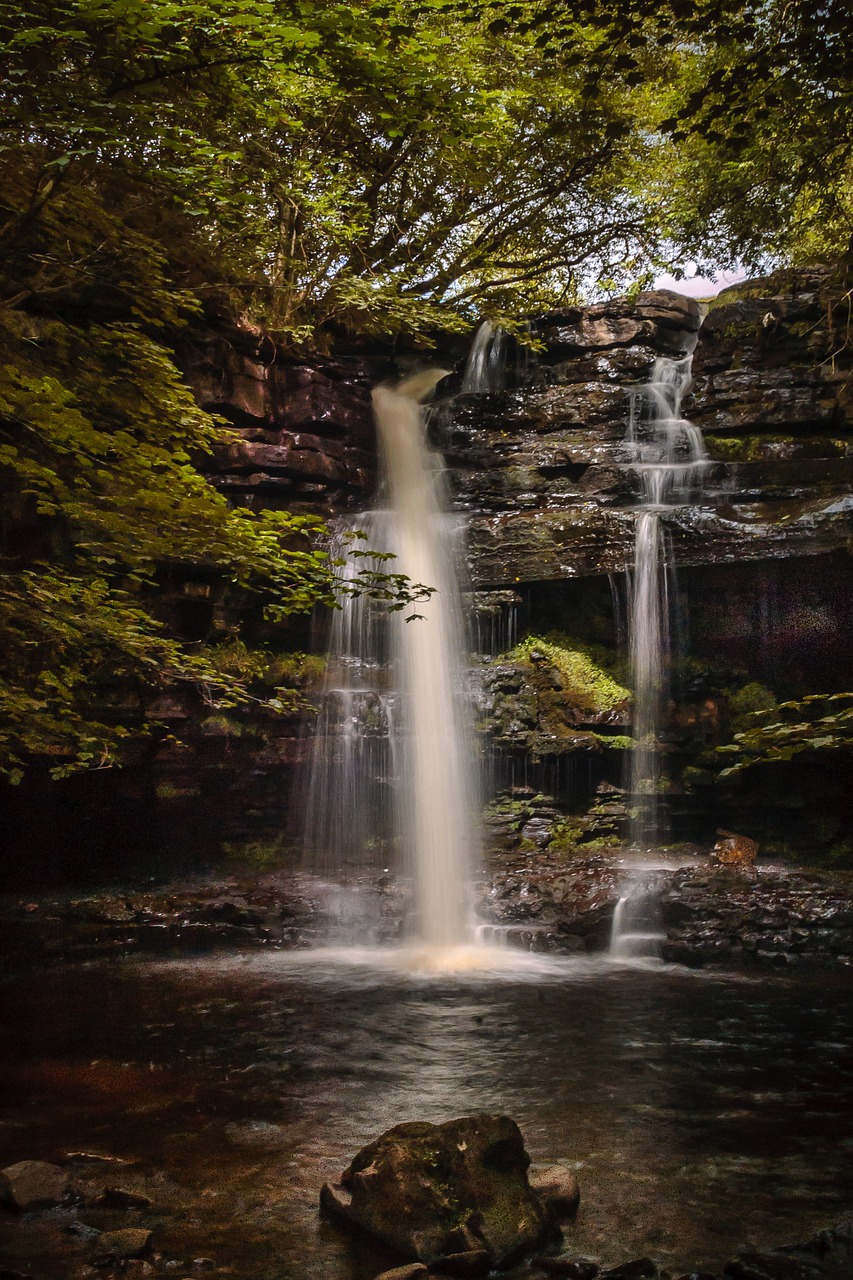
320 1114 553 1267
509 635 630 718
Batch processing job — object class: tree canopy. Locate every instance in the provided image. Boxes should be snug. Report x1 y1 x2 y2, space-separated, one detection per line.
0 0 850 776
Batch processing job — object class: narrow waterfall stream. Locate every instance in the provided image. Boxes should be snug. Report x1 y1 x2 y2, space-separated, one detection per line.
461 320 506 394
304 373 480 952
611 354 707 958
626 354 707 845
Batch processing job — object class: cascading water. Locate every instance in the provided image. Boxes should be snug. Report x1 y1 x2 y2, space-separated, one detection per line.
303 373 480 950
610 353 707 960
626 354 707 848
461 321 507 394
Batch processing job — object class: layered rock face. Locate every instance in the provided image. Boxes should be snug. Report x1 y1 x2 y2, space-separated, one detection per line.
429 273 853 587
185 324 390 514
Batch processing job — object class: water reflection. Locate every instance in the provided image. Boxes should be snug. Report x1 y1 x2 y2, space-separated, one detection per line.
1 954 852 1278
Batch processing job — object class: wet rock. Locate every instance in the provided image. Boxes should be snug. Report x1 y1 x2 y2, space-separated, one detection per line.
528 1166 580 1220
533 1256 600 1277
93 1186 153 1209
321 1114 552 1267
711 831 759 868
0 1160 71 1211
602 1261 658 1279
375 1266 429 1280
431 1250 492 1277
90 1228 153 1263
64 1152 137 1168
724 1255 824 1279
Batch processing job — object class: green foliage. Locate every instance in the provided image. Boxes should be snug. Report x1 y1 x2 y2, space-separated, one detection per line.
728 681 777 730
716 693 853 778
509 635 630 715
0 303 429 778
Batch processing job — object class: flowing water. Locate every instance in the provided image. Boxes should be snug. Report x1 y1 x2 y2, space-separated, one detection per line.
625 355 708 848
2 952 853 1280
609 356 708 959
303 376 479 948
461 321 507 394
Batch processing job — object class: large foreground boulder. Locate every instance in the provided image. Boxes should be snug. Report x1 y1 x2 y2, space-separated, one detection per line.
320 1114 554 1268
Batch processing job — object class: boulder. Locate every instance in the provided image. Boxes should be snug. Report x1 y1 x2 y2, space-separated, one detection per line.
90 1228 153 1263
375 1266 429 1280
528 1165 580 1219
711 830 758 867
93 1185 153 1209
0 1160 71 1210
320 1114 553 1268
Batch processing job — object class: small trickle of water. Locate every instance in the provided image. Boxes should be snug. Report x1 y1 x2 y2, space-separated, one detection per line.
461 321 507 394
609 882 666 962
626 355 708 847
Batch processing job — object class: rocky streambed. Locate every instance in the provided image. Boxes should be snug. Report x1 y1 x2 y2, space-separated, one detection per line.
4 857 852 974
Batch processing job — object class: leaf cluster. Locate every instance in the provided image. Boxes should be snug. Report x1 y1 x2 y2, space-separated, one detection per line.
715 693 853 779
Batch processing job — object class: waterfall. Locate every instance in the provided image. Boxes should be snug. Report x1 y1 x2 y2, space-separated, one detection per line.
609 876 666 962
303 374 479 949
461 321 507 394
625 355 707 849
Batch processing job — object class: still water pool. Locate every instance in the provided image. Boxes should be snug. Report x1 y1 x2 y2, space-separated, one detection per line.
2 949 853 1277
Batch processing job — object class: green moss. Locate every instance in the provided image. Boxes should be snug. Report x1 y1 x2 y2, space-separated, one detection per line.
509 635 630 715
223 837 287 869
705 436 766 462
261 651 327 689
729 681 777 729
199 713 244 737
591 733 634 750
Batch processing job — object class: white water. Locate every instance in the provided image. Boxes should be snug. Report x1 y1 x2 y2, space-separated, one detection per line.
626 355 707 848
609 355 707 959
609 886 666 962
303 375 480 950
461 321 506 394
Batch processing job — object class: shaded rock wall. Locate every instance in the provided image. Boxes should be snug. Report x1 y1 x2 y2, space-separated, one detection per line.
429 275 853 587
184 323 391 514
6 270 853 885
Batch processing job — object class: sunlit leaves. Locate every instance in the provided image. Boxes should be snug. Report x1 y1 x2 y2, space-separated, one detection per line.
716 694 853 778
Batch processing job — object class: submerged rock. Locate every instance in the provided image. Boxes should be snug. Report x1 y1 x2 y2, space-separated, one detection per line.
320 1114 554 1268
90 1228 153 1264
528 1166 580 1220
0 1160 71 1211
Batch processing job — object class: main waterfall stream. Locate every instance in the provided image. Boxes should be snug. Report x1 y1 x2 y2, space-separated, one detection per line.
303 373 480 956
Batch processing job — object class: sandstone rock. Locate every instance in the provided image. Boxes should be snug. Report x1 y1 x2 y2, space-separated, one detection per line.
320 1114 552 1267
90 1228 153 1263
375 1265 428 1280
528 1165 580 1219
94 1185 153 1209
0 1160 71 1210
711 830 758 867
